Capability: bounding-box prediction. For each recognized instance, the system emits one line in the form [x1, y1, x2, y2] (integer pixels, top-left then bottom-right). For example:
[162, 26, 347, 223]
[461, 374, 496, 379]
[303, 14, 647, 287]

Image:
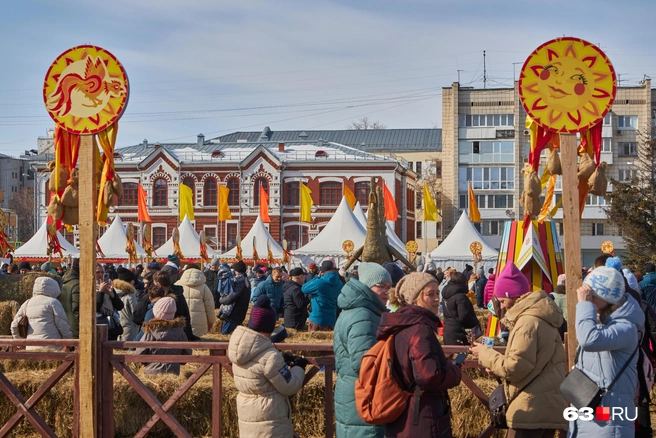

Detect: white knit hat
[584, 266, 625, 304]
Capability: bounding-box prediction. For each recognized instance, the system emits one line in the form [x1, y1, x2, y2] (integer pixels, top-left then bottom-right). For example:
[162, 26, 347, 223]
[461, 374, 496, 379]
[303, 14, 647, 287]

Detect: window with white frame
[618, 168, 636, 182]
[458, 167, 515, 190]
[458, 114, 515, 127]
[618, 142, 638, 156]
[592, 223, 605, 236]
[603, 112, 612, 125]
[459, 140, 514, 163]
[601, 138, 612, 153]
[586, 194, 606, 206]
[459, 194, 513, 209]
[482, 220, 506, 236]
[617, 115, 638, 129]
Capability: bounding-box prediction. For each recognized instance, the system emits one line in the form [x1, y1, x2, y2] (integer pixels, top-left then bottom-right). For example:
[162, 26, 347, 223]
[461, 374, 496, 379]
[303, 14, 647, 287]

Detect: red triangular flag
[383, 183, 398, 221]
[260, 184, 270, 223]
[138, 184, 152, 222]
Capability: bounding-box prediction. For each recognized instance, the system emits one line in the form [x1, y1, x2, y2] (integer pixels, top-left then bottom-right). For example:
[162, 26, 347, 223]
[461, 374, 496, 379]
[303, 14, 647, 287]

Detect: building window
[119, 183, 138, 206]
[287, 226, 308, 250]
[285, 182, 299, 206]
[416, 222, 422, 239]
[603, 112, 612, 125]
[482, 220, 505, 236]
[153, 226, 166, 248]
[415, 162, 422, 177]
[601, 138, 612, 153]
[459, 193, 513, 209]
[558, 222, 563, 235]
[204, 227, 217, 250]
[459, 140, 514, 163]
[152, 179, 168, 206]
[354, 182, 370, 206]
[459, 166, 515, 190]
[320, 181, 341, 206]
[226, 223, 238, 249]
[586, 195, 607, 206]
[458, 113, 514, 127]
[592, 223, 604, 236]
[204, 178, 217, 206]
[182, 177, 195, 194]
[617, 115, 638, 129]
[618, 169, 635, 182]
[618, 142, 638, 156]
[227, 177, 239, 206]
[253, 178, 269, 206]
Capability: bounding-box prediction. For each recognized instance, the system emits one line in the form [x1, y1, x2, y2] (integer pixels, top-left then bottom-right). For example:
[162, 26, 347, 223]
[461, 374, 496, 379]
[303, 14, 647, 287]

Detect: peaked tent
[353, 202, 407, 257]
[429, 211, 498, 272]
[155, 215, 217, 260]
[295, 197, 367, 258]
[14, 221, 79, 260]
[219, 215, 283, 261]
[98, 216, 146, 260]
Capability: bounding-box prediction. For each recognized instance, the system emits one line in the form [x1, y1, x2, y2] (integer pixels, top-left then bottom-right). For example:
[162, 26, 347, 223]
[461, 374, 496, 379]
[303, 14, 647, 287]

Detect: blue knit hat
[584, 266, 625, 304]
[358, 262, 392, 289]
[147, 261, 160, 270]
[382, 262, 405, 287]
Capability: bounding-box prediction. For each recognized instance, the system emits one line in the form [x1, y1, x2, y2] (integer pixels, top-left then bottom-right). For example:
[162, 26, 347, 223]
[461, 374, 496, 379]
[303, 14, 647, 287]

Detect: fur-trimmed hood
[142, 317, 186, 333]
[112, 279, 136, 295]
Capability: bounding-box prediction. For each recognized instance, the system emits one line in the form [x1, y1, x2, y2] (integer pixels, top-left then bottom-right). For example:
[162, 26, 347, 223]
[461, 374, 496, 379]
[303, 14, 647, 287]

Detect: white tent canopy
[353, 202, 407, 257]
[295, 197, 366, 258]
[98, 216, 146, 259]
[14, 221, 79, 258]
[428, 211, 498, 272]
[155, 215, 217, 259]
[220, 215, 283, 260]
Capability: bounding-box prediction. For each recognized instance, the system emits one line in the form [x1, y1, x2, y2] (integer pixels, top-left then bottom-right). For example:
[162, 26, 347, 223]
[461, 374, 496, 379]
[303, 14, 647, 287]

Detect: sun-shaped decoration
[43, 45, 129, 135]
[519, 37, 616, 133]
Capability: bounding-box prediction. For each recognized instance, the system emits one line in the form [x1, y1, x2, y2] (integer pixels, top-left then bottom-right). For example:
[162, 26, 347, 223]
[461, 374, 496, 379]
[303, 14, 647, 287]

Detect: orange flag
[468, 181, 481, 222]
[343, 185, 356, 210]
[259, 185, 270, 223]
[383, 183, 398, 221]
[138, 184, 152, 222]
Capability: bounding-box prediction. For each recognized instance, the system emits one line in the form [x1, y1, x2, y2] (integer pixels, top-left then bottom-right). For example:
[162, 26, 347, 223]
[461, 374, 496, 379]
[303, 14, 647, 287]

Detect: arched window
[320, 181, 341, 205]
[182, 177, 195, 193]
[119, 183, 138, 206]
[354, 182, 370, 206]
[227, 177, 240, 206]
[153, 179, 168, 206]
[253, 178, 269, 206]
[204, 178, 217, 206]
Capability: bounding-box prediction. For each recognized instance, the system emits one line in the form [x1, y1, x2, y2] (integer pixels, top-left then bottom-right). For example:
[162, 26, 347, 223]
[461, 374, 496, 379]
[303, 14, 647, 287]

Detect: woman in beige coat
[175, 267, 215, 337]
[228, 295, 306, 438]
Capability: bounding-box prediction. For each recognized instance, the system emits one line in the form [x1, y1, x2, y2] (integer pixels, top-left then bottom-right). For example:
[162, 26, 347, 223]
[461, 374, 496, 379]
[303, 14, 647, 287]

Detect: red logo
[596, 407, 611, 421]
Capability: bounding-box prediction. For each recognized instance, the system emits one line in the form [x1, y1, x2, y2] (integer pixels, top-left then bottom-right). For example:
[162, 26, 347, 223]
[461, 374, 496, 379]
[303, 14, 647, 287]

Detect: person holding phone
[95, 264, 124, 340]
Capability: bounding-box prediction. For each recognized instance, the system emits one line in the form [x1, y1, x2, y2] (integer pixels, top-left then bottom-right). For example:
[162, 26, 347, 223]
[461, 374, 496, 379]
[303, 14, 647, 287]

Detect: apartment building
[441, 80, 654, 266]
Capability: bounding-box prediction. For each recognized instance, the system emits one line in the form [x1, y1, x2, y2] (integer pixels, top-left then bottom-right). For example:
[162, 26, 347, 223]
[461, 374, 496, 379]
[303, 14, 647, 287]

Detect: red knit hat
[494, 263, 530, 299]
[248, 295, 277, 333]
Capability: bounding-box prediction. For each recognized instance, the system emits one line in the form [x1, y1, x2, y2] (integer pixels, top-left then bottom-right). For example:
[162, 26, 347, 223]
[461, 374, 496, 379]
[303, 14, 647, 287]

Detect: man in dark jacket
[153, 269, 197, 341]
[60, 258, 80, 338]
[640, 262, 656, 309]
[219, 261, 251, 335]
[161, 254, 181, 284]
[474, 268, 488, 309]
[283, 267, 309, 330]
[204, 258, 221, 308]
[441, 272, 480, 345]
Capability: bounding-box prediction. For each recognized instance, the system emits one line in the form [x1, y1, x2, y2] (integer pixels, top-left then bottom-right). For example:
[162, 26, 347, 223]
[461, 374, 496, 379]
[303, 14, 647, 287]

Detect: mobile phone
[454, 353, 467, 365]
[103, 273, 110, 282]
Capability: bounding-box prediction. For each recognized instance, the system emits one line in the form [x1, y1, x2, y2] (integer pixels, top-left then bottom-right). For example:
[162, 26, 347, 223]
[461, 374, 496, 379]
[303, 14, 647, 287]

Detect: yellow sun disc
[518, 37, 616, 133]
[43, 45, 129, 135]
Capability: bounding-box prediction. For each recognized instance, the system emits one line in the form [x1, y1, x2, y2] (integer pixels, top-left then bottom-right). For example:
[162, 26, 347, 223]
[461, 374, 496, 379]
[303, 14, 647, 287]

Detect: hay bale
[0, 300, 19, 335]
[449, 375, 501, 437]
[0, 272, 61, 305]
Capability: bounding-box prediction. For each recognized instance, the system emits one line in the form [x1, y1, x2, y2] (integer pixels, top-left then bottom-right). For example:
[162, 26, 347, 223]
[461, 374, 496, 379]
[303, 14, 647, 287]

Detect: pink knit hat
[153, 297, 177, 320]
[494, 263, 530, 298]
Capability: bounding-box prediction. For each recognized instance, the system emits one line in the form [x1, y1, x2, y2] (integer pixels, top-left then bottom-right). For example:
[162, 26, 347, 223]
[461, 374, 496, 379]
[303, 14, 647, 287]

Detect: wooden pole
[560, 133, 582, 367]
[78, 134, 97, 437]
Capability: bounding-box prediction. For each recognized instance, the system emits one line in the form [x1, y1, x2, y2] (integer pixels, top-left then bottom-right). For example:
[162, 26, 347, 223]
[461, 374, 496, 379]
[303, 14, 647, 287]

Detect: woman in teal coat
[334, 262, 392, 438]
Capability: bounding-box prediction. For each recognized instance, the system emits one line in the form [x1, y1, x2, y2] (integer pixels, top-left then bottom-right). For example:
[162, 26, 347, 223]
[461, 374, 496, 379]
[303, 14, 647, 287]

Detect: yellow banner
[179, 183, 195, 221]
[300, 183, 313, 223]
[218, 185, 232, 221]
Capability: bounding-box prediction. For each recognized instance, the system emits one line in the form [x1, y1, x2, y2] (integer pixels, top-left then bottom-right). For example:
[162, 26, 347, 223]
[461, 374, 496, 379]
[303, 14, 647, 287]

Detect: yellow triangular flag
[218, 185, 232, 221]
[423, 183, 439, 222]
[343, 185, 356, 210]
[300, 183, 313, 223]
[179, 184, 195, 221]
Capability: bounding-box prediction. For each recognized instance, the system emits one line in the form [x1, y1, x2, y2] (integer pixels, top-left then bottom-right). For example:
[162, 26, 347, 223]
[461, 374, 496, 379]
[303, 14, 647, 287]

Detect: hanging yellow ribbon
[96, 122, 118, 225]
[538, 174, 558, 223]
[526, 116, 538, 155]
[549, 198, 563, 217]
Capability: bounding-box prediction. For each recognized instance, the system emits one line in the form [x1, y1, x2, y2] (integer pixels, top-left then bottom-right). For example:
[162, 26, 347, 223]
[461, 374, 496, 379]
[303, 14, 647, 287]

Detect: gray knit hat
[358, 262, 392, 289]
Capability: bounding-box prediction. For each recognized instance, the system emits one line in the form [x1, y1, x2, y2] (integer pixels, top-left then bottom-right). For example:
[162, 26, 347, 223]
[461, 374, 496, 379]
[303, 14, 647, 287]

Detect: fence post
[324, 365, 334, 438]
[73, 343, 80, 438]
[211, 350, 222, 438]
[95, 325, 108, 437]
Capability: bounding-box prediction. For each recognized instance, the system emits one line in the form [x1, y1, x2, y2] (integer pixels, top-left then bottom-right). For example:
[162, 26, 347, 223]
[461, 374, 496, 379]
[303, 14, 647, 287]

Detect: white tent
[353, 202, 407, 257]
[295, 197, 367, 258]
[14, 221, 79, 258]
[98, 216, 146, 260]
[429, 211, 498, 272]
[219, 215, 283, 260]
[155, 215, 217, 259]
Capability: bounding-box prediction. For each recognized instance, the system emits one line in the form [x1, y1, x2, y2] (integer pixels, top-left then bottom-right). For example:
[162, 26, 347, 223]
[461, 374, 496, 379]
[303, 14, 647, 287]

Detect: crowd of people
[5, 252, 656, 437]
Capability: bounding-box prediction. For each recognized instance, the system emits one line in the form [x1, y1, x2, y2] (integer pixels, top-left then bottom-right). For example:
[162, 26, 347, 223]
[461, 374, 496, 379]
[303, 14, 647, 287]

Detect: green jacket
[333, 279, 387, 438]
[59, 269, 80, 338]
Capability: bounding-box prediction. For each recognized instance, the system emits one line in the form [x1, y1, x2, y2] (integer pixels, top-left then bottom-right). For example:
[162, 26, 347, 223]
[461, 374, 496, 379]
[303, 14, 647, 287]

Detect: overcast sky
[1, 0, 655, 155]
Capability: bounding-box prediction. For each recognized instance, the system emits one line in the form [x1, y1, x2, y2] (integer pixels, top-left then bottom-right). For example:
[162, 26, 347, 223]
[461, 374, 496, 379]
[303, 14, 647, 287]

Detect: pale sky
[1, 0, 655, 155]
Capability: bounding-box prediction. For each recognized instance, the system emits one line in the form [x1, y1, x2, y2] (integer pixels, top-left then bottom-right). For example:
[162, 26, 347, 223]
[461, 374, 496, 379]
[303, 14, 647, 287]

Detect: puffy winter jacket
[640, 272, 656, 309]
[568, 294, 644, 438]
[477, 290, 568, 431]
[135, 317, 191, 375]
[113, 279, 139, 342]
[333, 278, 387, 438]
[59, 269, 80, 338]
[219, 274, 250, 325]
[302, 271, 343, 327]
[483, 273, 495, 307]
[283, 279, 309, 329]
[377, 306, 462, 438]
[176, 269, 216, 337]
[203, 268, 220, 307]
[251, 276, 284, 312]
[11, 278, 73, 343]
[441, 282, 480, 345]
[228, 325, 305, 438]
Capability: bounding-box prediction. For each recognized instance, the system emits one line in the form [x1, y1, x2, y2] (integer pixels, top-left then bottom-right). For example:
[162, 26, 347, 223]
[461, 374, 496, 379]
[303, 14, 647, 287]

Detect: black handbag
[489, 362, 548, 429]
[560, 344, 638, 409]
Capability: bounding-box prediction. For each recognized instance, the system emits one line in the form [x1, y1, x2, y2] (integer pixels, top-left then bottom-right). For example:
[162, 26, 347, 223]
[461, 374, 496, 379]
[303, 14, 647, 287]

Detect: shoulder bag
[489, 361, 550, 429]
[17, 299, 30, 338]
[559, 344, 638, 409]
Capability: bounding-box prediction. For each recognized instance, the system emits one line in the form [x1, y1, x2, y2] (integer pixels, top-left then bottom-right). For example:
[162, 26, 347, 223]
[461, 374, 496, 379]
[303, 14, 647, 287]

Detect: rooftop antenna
[617, 73, 627, 86]
[512, 62, 522, 82]
[457, 69, 464, 83]
[483, 50, 487, 89]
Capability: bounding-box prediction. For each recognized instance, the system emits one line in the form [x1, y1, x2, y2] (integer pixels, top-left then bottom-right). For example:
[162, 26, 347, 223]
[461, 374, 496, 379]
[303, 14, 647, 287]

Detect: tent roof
[353, 202, 406, 256]
[98, 216, 146, 259]
[14, 221, 79, 257]
[429, 211, 498, 267]
[220, 215, 283, 259]
[295, 197, 366, 257]
[155, 216, 217, 259]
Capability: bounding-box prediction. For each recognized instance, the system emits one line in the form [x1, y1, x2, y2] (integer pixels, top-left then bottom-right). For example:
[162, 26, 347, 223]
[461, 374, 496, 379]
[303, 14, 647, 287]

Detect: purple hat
[494, 263, 530, 299]
[248, 295, 277, 334]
